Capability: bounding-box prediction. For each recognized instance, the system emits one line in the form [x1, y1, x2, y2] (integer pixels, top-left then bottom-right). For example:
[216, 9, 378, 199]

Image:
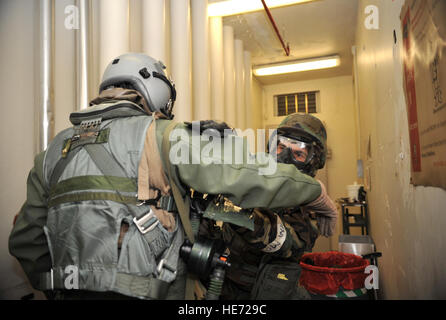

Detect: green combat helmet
[270, 113, 327, 177]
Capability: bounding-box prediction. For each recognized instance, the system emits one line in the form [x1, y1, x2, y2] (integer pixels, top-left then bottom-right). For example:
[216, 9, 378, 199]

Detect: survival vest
[39, 101, 184, 299]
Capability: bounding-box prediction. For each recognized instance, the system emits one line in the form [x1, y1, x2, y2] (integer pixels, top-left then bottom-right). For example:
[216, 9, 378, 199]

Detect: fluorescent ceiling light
[208, 0, 315, 17]
[253, 55, 340, 76]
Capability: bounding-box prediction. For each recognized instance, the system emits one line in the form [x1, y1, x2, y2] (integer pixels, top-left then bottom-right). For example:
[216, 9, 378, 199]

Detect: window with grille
[275, 91, 319, 116]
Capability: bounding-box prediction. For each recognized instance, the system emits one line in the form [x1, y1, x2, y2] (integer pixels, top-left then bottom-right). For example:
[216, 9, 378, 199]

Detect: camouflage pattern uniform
[220, 207, 319, 300]
[220, 113, 329, 300]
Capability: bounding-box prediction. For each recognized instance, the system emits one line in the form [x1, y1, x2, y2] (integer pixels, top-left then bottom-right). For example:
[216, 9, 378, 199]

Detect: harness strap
[49, 147, 82, 189]
[160, 121, 198, 300]
[114, 273, 170, 299]
[83, 143, 147, 222]
[161, 121, 195, 243]
[159, 195, 177, 212]
[156, 219, 184, 283]
[39, 271, 171, 300]
[81, 140, 158, 225]
[84, 143, 130, 180]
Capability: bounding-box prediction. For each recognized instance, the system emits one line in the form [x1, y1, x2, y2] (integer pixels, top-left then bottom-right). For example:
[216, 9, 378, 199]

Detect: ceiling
[220, 0, 359, 85]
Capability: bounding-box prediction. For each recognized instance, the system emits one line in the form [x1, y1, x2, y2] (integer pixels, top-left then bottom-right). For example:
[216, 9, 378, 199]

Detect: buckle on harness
[133, 209, 159, 234]
[157, 258, 177, 276]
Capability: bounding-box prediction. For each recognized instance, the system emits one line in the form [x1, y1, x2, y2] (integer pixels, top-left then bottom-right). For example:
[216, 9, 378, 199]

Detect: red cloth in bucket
[299, 251, 370, 295]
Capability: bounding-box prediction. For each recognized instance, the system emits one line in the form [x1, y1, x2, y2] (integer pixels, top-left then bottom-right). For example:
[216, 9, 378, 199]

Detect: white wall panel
[223, 25, 236, 127]
[191, 0, 210, 120]
[170, 0, 192, 122]
[234, 39, 245, 129]
[99, 0, 129, 76]
[209, 16, 225, 122]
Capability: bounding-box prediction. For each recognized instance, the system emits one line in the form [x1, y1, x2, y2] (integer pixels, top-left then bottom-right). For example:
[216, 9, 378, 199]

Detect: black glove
[185, 120, 234, 137]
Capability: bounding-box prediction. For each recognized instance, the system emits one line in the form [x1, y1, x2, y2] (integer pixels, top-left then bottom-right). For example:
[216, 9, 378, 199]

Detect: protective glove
[226, 208, 292, 256]
[185, 120, 234, 137]
[303, 180, 338, 237]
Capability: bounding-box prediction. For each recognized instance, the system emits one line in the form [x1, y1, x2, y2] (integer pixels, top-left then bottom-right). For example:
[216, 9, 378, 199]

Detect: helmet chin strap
[152, 71, 176, 119]
[163, 99, 175, 120]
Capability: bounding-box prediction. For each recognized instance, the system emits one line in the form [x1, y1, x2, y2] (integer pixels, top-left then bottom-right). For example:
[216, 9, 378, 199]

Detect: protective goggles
[275, 136, 314, 164]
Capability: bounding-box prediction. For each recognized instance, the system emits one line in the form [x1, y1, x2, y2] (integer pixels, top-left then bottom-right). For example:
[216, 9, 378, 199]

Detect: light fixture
[253, 55, 341, 76]
[208, 0, 315, 17]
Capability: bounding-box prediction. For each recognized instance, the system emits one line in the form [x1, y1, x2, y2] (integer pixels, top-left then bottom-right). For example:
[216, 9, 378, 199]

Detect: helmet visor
[276, 136, 313, 164]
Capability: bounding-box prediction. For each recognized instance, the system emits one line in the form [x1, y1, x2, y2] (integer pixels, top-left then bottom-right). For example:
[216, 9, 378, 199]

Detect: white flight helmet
[99, 53, 176, 118]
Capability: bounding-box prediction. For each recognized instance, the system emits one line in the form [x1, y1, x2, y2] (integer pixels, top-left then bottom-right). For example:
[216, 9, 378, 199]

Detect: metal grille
[276, 91, 319, 116]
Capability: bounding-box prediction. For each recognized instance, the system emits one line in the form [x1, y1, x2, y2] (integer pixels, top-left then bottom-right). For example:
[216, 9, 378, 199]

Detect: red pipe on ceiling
[260, 0, 291, 56]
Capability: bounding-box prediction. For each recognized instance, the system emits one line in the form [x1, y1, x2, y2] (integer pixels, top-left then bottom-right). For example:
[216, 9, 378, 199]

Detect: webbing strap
[161, 121, 195, 243]
[114, 273, 170, 299]
[48, 133, 123, 190]
[159, 195, 177, 212]
[39, 271, 171, 300]
[160, 122, 196, 300]
[49, 147, 82, 189]
[82, 143, 147, 221]
[48, 191, 138, 208]
[155, 218, 184, 283]
[50, 175, 137, 198]
[84, 144, 130, 180]
[49, 129, 109, 189]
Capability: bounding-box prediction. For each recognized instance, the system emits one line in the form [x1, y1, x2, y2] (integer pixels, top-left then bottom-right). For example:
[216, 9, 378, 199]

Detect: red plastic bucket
[299, 251, 370, 296]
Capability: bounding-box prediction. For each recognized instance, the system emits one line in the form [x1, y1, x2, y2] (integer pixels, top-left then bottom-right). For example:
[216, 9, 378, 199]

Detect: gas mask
[273, 135, 319, 177]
